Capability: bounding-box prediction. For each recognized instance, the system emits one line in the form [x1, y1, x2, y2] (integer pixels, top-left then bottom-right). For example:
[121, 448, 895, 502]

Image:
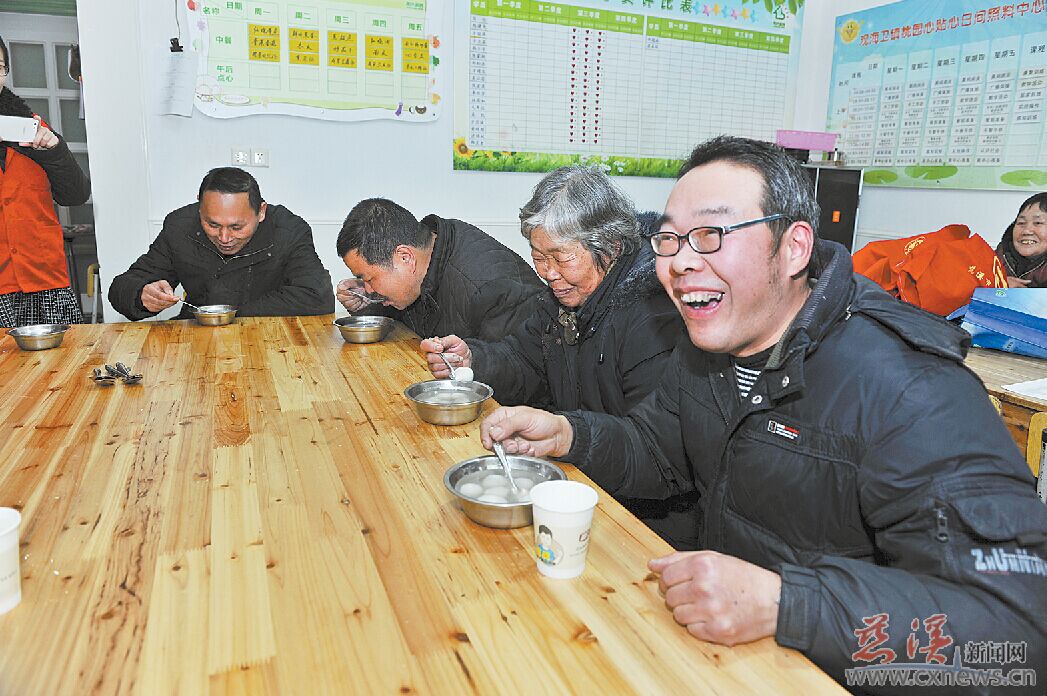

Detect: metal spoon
[438, 352, 459, 382]
[90, 368, 115, 386]
[344, 289, 384, 306]
[115, 362, 143, 385]
[492, 441, 522, 498]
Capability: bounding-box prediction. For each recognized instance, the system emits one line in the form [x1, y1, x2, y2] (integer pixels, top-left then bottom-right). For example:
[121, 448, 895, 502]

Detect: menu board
[453, 0, 805, 177]
[827, 0, 1047, 189]
[187, 0, 444, 121]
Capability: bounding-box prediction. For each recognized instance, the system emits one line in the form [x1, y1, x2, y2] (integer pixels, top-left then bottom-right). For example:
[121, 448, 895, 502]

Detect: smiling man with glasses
[481, 136, 1047, 692]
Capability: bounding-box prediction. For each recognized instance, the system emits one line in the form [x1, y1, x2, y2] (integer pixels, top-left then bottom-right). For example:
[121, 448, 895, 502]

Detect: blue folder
[956, 288, 1047, 359]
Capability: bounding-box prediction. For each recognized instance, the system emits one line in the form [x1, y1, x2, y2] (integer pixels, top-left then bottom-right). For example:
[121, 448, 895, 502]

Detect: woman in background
[0, 35, 90, 327]
[995, 192, 1046, 288]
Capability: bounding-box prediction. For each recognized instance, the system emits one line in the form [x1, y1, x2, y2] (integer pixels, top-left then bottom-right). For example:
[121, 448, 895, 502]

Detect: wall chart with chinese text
[828, 0, 1047, 190]
[186, 0, 444, 121]
[453, 0, 805, 177]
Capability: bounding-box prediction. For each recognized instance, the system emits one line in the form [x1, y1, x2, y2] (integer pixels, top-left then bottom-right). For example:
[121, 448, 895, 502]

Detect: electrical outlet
[231, 148, 250, 166]
[251, 149, 270, 167]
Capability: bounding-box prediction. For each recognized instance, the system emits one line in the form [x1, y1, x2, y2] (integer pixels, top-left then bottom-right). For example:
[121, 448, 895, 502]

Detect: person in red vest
[0, 35, 90, 328]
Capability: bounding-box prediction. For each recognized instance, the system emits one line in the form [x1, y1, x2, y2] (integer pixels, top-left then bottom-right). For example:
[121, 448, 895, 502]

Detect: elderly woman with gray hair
[420, 166, 698, 550]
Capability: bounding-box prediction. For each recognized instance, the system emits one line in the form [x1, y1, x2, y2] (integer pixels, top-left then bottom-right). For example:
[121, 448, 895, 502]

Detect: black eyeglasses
[650, 213, 788, 256]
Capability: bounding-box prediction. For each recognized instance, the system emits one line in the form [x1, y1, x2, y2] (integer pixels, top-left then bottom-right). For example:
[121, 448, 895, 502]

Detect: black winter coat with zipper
[560, 239, 1047, 694]
[374, 214, 546, 342]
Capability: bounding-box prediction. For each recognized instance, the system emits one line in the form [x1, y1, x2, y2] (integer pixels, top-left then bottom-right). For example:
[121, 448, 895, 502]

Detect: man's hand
[336, 278, 370, 312]
[20, 118, 59, 150]
[480, 406, 574, 459]
[648, 550, 781, 646]
[420, 335, 472, 378]
[1007, 275, 1031, 288]
[140, 280, 180, 313]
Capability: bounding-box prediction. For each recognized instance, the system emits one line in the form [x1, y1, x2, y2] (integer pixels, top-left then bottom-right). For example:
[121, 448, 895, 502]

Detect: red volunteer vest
[0, 145, 70, 293]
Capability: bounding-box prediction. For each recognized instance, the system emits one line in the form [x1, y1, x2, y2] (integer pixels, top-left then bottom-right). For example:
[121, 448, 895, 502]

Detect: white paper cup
[531, 480, 598, 579]
[0, 507, 22, 615]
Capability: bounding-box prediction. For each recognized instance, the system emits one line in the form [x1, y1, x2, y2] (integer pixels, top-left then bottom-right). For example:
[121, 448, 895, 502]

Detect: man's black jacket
[562, 240, 1047, 694]
[372, 215, 545, 341]
[109, 203, 334, 320]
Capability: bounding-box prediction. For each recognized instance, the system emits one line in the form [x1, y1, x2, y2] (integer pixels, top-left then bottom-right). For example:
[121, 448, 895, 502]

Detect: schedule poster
[186, 0, 445, 121]
[828, 1, 1047, 190]
[453, 0, 805, 177]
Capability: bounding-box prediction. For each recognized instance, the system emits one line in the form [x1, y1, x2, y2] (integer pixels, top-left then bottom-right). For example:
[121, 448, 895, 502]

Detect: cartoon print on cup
[536, 524, 564, 566]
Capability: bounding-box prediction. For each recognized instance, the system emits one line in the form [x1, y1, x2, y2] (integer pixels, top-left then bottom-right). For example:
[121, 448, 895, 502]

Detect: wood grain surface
[0, 317, 844, 695]
[966, 347, 1047, 411]
[965, 347, 1047, 456]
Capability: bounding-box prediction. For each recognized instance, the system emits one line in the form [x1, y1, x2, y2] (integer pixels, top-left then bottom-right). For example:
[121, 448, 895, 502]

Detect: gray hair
[519, 166, 640, 272]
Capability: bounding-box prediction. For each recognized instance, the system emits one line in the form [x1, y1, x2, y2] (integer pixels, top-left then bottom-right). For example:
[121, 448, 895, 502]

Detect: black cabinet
[802, 165, 863, 252]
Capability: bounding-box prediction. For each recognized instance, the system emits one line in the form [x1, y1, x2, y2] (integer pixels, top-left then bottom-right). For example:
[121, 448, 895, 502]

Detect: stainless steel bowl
[7, 324, 70, 351]
[404, 379, 493, 426]
[444, 455, 567, 528]
[193, 305, 237, 326]
[334, 315, 395, 344]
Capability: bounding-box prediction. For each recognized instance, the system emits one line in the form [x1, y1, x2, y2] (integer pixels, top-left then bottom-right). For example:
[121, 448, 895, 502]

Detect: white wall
[76, 0, 1037, 322]
[76, 3, 152, 320]
[78, 1, 678, 321]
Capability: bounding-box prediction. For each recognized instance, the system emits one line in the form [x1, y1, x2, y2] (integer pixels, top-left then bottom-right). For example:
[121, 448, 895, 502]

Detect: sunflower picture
[453, 137, 474, 159]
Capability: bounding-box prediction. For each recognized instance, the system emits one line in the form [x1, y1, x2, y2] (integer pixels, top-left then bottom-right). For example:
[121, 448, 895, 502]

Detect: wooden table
[966, 347, 1047, 473]
[0, 317, 843, 695]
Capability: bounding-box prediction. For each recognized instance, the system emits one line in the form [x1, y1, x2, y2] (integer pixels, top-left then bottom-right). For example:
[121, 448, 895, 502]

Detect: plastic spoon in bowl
[492, 441, 522, 498]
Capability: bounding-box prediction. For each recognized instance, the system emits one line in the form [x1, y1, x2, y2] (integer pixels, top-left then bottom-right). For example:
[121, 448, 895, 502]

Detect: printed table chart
[828, 0, 1047, 189]
[455, 0, 802, 177]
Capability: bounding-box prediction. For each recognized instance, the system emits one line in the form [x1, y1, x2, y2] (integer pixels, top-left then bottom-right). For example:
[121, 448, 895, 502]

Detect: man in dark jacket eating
[109, 167, 334, 320]
[481, 136, 1047, 694]
[336, 198, 544, 341]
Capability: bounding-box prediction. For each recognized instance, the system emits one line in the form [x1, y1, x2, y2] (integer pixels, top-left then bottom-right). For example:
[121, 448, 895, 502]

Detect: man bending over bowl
[109, 167, 334, 320]
[335, 198, 544, 341]
[480, 136, 1047, 693]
